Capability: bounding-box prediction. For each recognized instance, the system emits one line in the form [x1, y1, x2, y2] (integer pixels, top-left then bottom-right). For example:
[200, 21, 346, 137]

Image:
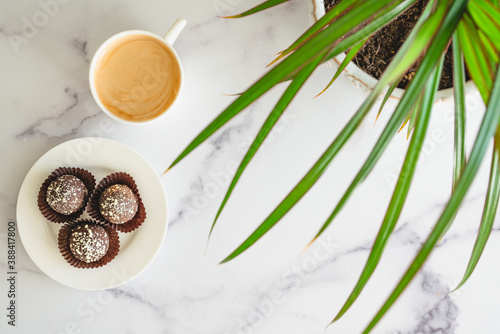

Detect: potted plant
[166, 0, 500, 332]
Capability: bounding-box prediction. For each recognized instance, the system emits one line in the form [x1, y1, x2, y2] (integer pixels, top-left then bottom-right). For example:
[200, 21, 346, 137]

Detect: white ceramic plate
[16, 137, 168, 290]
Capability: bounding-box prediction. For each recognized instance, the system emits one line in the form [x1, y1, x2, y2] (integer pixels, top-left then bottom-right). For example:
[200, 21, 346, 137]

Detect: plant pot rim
[309, 0, 477, 104]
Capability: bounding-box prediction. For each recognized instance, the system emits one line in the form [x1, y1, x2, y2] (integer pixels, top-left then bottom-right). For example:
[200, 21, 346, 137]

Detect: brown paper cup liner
[38, 167, 96, 223]
[87, 172, 146, 233]
[58, 220, 120, 269]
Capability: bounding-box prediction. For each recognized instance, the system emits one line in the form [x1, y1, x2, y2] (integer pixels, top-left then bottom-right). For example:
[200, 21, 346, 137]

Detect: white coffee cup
[89, 18, 186, 124]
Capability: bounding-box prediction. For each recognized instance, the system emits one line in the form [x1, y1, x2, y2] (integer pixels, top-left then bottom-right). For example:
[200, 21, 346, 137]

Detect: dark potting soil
[324, 0, 466, 90]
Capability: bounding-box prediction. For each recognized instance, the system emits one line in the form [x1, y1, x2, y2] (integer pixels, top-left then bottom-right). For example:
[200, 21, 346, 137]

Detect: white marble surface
[1, 0, 500, 333]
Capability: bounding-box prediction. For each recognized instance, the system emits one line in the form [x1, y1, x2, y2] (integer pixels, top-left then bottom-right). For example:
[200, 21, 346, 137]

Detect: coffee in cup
[90, 19, 186, 124]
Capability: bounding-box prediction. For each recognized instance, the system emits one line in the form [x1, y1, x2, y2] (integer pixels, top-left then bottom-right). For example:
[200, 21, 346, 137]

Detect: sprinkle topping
[46, 175, 87, 215]
[99, 184, 138, 224]
[69, 224, 109, 263]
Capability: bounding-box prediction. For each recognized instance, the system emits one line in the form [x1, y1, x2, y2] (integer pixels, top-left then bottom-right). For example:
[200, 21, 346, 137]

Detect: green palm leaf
[221, 0, 290, 19]
[279, 0, 420, 67]
[363, 55, 500, 334]
[321, 0, 434, 64]
[273, 0, 361, 64]
[475, 0, 500, 25]
[168, 0, 500, 329]
[219, 83, 384, 263]
[453, 143, 500, 291]
[316, 38, 368, 98]
[457, 15, 494, 103]
[406, 92, 424, 138]
[308, 0, 442, 245]
[468, 0, 500, 50]
[207, 52, 326, 243]
[463, 13, 496, 78]
[281, 0, 418, 82]
[477, 30, 500, 64]
[331, 54, 444, 324]
[376, 81, 400, 123]
[166, 0, 406, 173]
[399, 102, 415, 134]
[453, 33, 467, 190]
[441, 32, 468, 239]
[296, 0, 420, 84]
[221, 0, 455, 264]
[475, 0, 500, 17]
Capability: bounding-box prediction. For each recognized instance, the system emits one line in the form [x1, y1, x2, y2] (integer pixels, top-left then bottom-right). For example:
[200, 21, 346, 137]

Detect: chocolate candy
[46, 175, 87, 215]
[99, 184, 138, 224]
[69, 224, 110, 263]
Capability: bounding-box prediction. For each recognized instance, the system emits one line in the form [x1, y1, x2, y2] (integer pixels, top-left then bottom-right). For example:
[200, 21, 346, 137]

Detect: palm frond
[331, 54, 444, 324]
[441, 32, 468, 239]
[309, 0, 447, 247]
[406, 92, 424, 138]
[468, 0, 500, 50]
[221, 0, 456, 263]
[220, 0, 290, 19]
[376, 81, 399, 122]
[457, 14, 494, 103]
[453, 143, 500, 291]
[452, 33, 467, 190]
[207, 52, 326, 244]
[316, 38, 368, 98]
[364, 58, 500, 334]
[166, 0, 404, 172]
[167, 0, 500, 331]
[272, 0, 363, 64]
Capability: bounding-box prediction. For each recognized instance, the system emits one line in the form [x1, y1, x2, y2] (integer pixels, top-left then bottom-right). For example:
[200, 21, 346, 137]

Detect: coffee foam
[94, 34, 181, 122]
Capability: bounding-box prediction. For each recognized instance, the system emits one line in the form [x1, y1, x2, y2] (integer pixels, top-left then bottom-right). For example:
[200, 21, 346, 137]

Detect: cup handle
[164, 18, 187, 46]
